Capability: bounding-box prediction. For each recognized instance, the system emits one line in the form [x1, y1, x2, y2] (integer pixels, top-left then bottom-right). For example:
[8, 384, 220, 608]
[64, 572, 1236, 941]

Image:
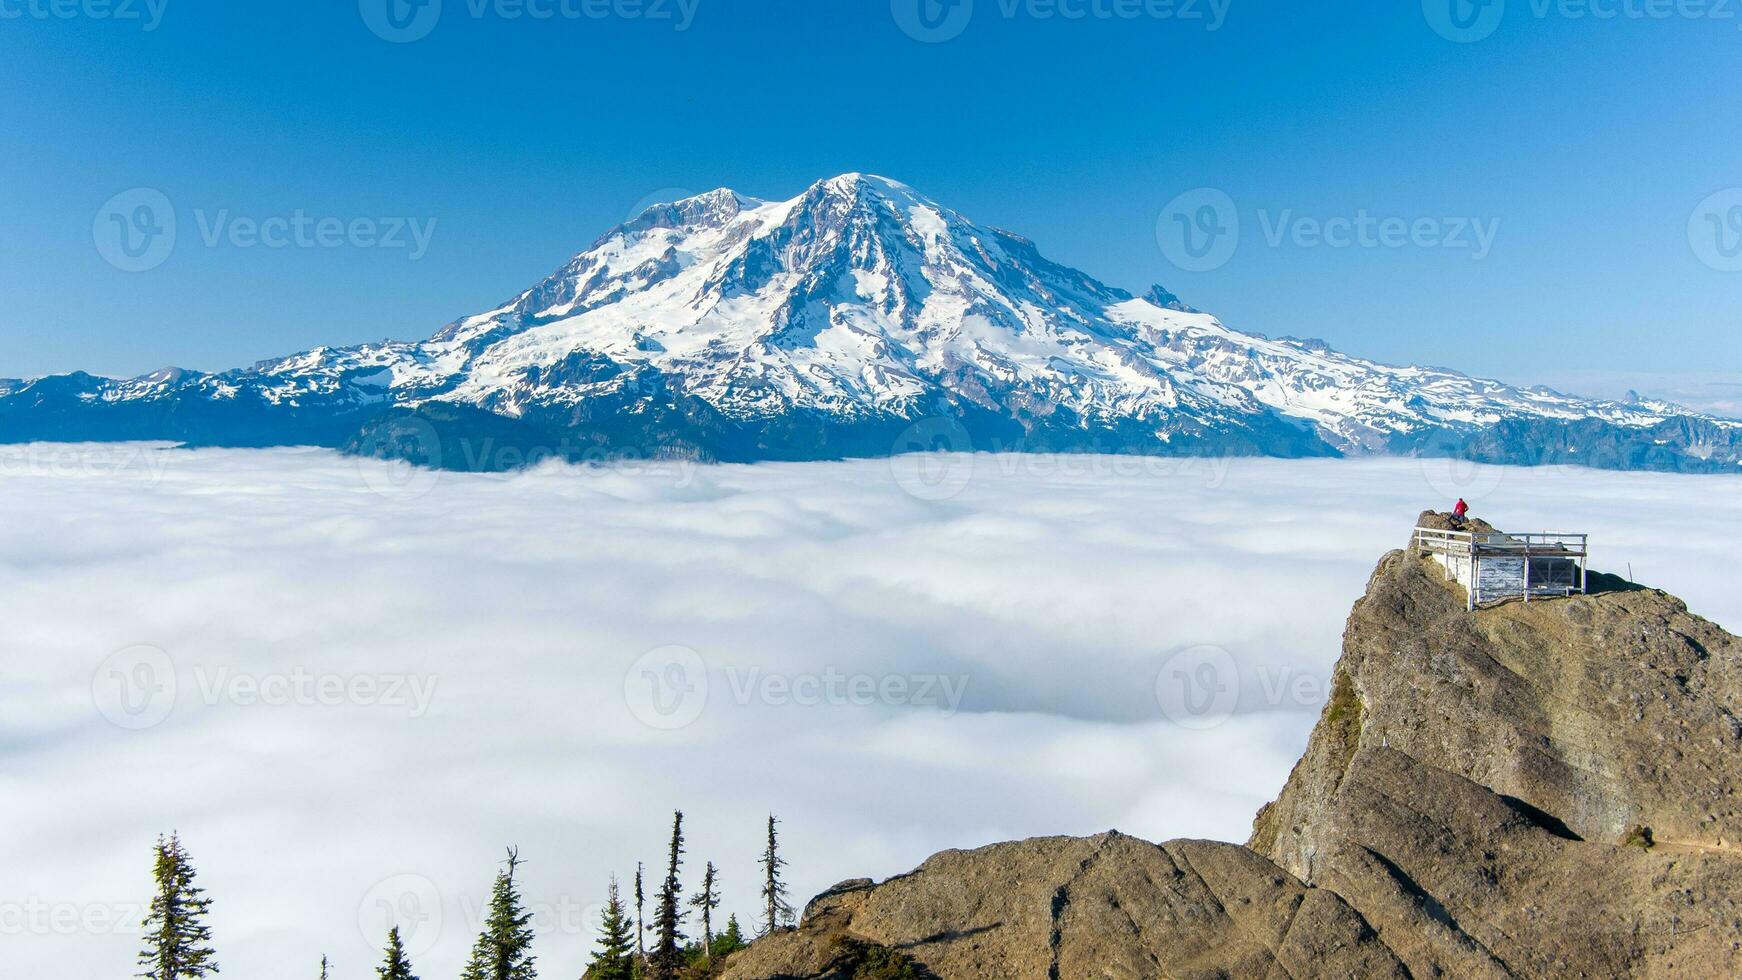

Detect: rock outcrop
[722, 517, 1742, 979]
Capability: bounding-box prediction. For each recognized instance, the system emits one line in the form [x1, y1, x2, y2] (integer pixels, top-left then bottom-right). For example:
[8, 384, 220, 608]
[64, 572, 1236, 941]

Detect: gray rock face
[723, 521, 1742, 979]
[724, 833, 1408, 980]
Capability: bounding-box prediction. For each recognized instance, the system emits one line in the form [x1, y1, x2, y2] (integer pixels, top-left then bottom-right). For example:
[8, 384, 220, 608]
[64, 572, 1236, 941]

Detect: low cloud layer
[3, 444, 1738, 978]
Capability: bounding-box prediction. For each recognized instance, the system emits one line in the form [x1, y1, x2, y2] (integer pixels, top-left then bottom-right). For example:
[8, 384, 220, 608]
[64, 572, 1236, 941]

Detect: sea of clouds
[2, 443, 1739, 978]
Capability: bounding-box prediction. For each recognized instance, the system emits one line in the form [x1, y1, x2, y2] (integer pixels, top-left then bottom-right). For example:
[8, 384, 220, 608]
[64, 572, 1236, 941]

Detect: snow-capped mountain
[4, 173, 1738, 470]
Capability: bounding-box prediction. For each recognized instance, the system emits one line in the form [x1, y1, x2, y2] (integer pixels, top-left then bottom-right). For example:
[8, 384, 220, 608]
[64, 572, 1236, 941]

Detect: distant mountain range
[5, 173, 1738, 471]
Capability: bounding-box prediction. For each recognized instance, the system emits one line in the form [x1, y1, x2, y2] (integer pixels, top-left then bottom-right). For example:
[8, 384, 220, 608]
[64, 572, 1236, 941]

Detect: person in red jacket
[1452, 498, 1469, 522]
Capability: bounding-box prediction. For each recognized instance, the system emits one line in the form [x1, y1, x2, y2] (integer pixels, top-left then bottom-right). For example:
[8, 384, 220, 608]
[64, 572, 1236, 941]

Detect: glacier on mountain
[3, 173, 1736, 471]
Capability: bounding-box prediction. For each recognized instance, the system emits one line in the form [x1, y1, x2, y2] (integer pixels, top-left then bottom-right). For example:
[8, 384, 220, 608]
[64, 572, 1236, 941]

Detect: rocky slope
[722, 518, 1742, 979]
[4, 175, 1739, 471]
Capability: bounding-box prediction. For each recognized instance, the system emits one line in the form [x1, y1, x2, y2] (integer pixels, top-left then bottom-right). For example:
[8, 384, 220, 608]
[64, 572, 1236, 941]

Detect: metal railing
[1471, 532, 1588, 556]
[1414, 526, 1476, 555]
[1414, 526, 1590, 610]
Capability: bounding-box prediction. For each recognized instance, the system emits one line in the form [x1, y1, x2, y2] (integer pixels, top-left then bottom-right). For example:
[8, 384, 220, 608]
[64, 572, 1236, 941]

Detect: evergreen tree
[647, 811, 687, 980]
[633, 862, 646, 962]
[137, 832, 219, 980]
[759, 815, 793, 936]
[459, 847, 537, 980]
[586, 877, 636, 980]
[319, 955, 330, 980]
[378, 925, 419, 980]
[710, 915, 748, 959]
[687, 861, 720, 953]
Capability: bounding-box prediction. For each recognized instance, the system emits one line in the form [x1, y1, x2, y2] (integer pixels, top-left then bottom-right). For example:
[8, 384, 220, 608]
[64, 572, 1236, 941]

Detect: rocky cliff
[722, 517, 1742, 979]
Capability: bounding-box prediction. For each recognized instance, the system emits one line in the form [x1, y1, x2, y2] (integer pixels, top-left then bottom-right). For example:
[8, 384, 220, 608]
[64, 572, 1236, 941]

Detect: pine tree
[378, 925, 419, 980]
[587, 877, 636, 980]
[759, 815, 793, 936]
[633, 862, 646, 962]
[459, 847, 537, 980]
[647, 811, 687, 980]
[687, 861, 719, 953]
[137, 833, 219, 980]
[319, 955, 330, 980]
[710, 915, 747, 959]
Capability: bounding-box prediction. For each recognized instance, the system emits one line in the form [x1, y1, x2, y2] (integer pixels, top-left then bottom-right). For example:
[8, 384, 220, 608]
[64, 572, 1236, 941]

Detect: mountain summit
[5, 174, 1738, 470]
[722, 521, 1742, 978]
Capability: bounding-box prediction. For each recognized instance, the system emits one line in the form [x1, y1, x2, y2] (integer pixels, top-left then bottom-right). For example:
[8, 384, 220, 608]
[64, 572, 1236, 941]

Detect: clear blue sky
[3, 0, 1740, 408]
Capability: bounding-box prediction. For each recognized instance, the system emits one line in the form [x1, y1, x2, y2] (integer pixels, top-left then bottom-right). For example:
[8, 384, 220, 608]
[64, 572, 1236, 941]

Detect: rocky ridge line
[720, 515, 1742, 979]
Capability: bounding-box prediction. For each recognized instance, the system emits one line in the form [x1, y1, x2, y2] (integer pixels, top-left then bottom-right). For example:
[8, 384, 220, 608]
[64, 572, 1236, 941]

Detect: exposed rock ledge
[722, 515, 1742, 979]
